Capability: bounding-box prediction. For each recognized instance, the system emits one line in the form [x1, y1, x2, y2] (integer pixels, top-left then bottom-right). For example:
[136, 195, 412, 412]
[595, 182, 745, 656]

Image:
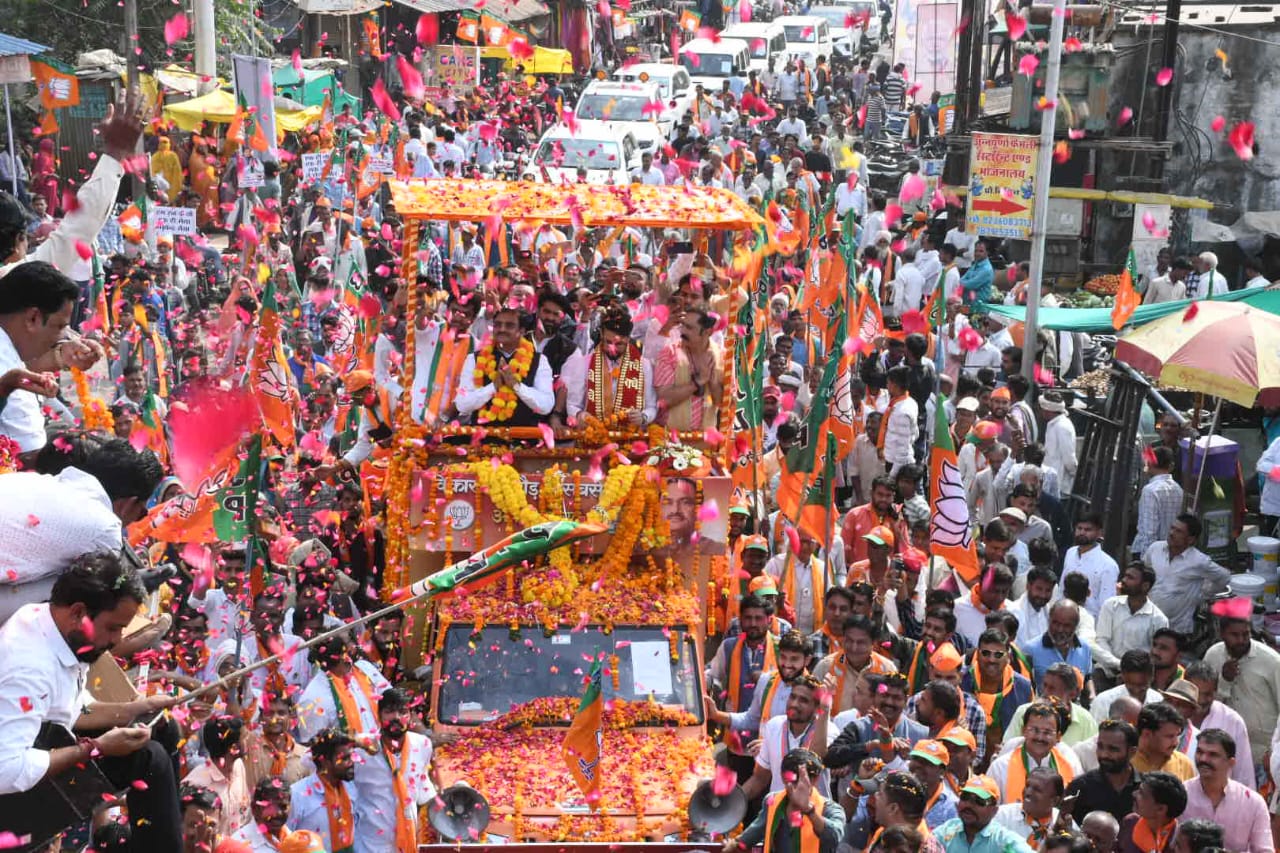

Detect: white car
[825, 1, 882, 53]
[576, 79, 673, 138]
[774, 15, 836, 68]
[677, 37, 752, 92]
[609, 63, 696, 128]
[530, 123, 640, 186]
[801, 6, 859, 58]
[720, 22, 788, 74]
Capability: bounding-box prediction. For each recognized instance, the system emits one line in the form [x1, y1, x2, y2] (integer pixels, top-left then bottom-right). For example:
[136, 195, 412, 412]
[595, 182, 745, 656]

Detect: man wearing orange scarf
[723, 748, 846, 853]
[233, 777, 293, 850]
[297, 635, 392, 743]
[354, 688, 436, 853]
[841, 475, 904, 565]
[812, 615, 898, 715]
[289, 728, 360, 853]
[960, 628, 1034, 762]
[953, 564, 1014, 647]
[1115, 772, 1186, 853]
[987, 703, 1082, 804]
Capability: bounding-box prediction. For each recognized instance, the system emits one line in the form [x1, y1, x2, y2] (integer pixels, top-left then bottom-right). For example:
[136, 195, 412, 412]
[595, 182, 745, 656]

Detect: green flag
[212, 435, 262, 541]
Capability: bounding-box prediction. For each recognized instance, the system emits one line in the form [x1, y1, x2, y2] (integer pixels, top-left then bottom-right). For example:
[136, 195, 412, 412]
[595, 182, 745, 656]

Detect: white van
[530, 123, 640, 186]
[677, 36, 752, 92]
[577, 79, 673, 138]
[608, 63, 696, 128]
[720, 22, 788, 74]
[774, 15, 835, 68]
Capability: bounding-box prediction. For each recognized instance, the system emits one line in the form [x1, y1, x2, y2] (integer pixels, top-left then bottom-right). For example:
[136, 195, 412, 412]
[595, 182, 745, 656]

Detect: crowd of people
[0, 20, 1278, 853]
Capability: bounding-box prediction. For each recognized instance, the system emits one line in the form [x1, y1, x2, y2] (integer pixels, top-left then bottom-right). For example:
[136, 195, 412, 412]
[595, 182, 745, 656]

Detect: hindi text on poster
[966, 132, 1037, 240]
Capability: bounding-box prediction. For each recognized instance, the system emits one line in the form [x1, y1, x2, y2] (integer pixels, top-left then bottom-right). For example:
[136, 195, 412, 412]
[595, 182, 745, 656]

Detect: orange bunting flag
[1111, 248, 1139, 330]
[563, 658, 605, 809]
[928, 396, 980, 586]
[250, 275, 297, 449]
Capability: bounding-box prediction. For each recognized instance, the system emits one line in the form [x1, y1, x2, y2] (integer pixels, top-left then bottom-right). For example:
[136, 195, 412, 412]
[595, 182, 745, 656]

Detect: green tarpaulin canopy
[984, 287, 1280, 332]
[272, 66, 360, 115]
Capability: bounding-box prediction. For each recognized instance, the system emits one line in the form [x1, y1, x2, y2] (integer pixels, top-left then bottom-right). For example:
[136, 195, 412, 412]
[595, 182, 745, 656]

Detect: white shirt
[1092, 595, 1168, 674]
[1043, 414, 1078, 495]
[1090, 684, 1163, 724]
[0, 603, 88, 793]
[633, 165, 666, 186]
[765, 553, 830, 635]
[944, 228, 977, 268]
[214, 633, 312, 698]
[568, 347, 657, 425]
[0, 468, 121, 587]
[835, 181, 866, 219]
[0, 326, 46, 453]
[1061, 544, 1117, 619]
[1008, 594, 1050, 648]
[454, 349, 555, 420]
[962, 341, 1003, 372]
[1144, 542, 1232, 634]
[953, 595, 1010, 647]
[988, 746, 1083, 803]
[890, 263, 926, 318]
[1259, 435, 1280, 516]
[232, 818, 292, 853]
[184, 757, 252, 837]
[916, 249, 942, 292]
[755, 714, 837, 796]
[353, 732, 436, 853]
[297, 660, 392, 743]
[290, 773, 360, 850]
[994, 804, 1065, 839]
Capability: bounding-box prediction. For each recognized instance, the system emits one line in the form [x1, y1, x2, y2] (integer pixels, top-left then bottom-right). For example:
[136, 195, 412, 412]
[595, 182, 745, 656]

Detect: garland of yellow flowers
[71, 367, 113, 433]
[473, 338, 535, 423]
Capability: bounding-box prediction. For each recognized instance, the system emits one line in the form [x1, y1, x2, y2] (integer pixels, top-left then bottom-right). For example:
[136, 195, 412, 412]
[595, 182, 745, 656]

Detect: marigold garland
[473, 338, 535, 423]
[71, 367, 113, 433]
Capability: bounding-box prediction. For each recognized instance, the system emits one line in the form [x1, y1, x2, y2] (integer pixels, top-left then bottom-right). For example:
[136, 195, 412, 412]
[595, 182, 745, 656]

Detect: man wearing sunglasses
[961, 628, 1034, 770]
[934, 775, 1035, 853]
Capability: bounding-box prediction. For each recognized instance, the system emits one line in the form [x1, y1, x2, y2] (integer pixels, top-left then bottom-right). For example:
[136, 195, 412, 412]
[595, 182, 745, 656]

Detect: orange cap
[748, 575, 779, 595]
[742, 534, 770, 553]
[929, 642, 963, 674]
[909, 739, 950, 766]
[960, 774, 1001, 803]
[939, 727, 978, 751]
[864, 525, 895, 548]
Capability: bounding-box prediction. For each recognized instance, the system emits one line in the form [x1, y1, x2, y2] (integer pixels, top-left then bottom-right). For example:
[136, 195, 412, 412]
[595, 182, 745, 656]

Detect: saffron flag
[128, 435, 261, 545]
[131, 388, 169, 466]
[928, 395, 980, 586]
[563, 657, 605, 808]
[777, 354, 839, 541]
[250, 275, 297, 449]
[456, 13, 480, 42]
[30, 58, 79, 134]
[853, 285, 884, 354]
[1111, 248, 1140, 330]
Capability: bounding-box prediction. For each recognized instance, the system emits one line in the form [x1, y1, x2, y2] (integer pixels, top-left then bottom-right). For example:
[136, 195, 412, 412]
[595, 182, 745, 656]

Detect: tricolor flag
[563, 657, 605, 809]
[928, 396, 980, 586]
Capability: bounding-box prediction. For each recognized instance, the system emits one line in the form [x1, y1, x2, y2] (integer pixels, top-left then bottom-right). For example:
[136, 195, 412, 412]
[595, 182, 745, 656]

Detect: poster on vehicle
[301, 151, 331, 182]
[893, 0, 958, 98]
[421, 45, 478, 99]
[150, 206, 197, 236]
[966, 132, 1037, 240]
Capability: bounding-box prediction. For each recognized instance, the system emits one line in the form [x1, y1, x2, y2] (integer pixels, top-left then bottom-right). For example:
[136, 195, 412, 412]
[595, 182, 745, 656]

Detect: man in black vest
[456, 306, 555, 427]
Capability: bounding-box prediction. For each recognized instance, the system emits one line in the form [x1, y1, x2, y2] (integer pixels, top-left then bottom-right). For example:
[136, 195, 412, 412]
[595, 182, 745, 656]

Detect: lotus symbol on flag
[930, 457, 972, 549]
[831, 368, 855, 433]
[257, 360, 292, 402]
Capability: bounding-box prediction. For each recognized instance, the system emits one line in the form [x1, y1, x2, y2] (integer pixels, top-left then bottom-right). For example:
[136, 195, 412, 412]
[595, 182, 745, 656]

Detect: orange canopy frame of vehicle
[387, 178, 765, 230]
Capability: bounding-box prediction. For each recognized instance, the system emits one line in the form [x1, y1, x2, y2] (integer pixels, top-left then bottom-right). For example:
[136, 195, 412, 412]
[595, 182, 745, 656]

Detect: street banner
[966, 132, 1037, 239]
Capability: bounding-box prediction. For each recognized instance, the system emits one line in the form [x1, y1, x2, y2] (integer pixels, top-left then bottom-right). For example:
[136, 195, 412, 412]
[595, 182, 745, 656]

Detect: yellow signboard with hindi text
[966, 132, 1037, 240]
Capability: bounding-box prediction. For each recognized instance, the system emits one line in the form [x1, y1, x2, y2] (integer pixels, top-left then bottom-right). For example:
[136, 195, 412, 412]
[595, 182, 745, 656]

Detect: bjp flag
[563, 658, 605, 809]
[128, 436, 261, 545]
[456, 14, 480, 43]
[928, 397, 980, 586]
[1111, 248, 1139, 330]
[250, 276, 296, 450]
[776, 355, 839, 542]
[30, 58, 79, 134]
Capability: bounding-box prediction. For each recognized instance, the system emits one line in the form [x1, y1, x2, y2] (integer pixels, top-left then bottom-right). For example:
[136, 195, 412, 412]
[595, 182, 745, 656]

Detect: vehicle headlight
[664, 833, 684, 843]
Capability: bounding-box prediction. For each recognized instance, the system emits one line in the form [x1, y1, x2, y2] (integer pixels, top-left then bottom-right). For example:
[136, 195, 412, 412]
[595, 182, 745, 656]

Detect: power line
[1107, 0, 1280, 48]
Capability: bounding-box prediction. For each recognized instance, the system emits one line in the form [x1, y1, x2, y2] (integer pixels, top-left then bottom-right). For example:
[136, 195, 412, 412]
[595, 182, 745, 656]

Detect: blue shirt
[1023, 632, 1093, 691]
[934, 817, 1036, 853]
[960, 259, 994, 307]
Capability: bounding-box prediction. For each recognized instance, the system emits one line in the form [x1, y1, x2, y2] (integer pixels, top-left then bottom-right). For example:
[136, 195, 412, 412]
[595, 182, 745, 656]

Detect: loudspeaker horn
[688, 779, 747, 834]
[428, 783, 492, 842]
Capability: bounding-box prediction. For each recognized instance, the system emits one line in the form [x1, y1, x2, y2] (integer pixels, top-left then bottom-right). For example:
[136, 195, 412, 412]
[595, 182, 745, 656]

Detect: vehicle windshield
[783, 24, 818, 42]
[680, 52, 735, 77]
[616, 74, 673, 99]
[807, 8, 849, 27]
[534, 137, 623, 170]
[576, 93, 653, 122]
[740, 36, 769, 58]
[437, 625, 704, 725]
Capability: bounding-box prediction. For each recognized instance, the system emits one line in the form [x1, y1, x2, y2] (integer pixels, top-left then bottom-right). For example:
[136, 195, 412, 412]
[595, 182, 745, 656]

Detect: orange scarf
[866, 819, 930, 853]
[969, 584, 992, 613]
[727, 634, 778, 712]
[383, 738, 417, 853]
[258, 636, 288, 698]
[1005, 743, 1076, 803]
[832, 653, 894, 714]
[975, 665, 1015, 729]
[1025, 810, 1054, 849]
[877, 393, 910, 451]
[321, 777, 355, 853]
[758, 671, 786, 722]
[328, 666, 380, 735]
[763, 791, 826, 853]
[780, 553, 827, 630]
[423, 328, 472, 424]
[1131, 817, 1177, 853]
[268, 732, 297, 777]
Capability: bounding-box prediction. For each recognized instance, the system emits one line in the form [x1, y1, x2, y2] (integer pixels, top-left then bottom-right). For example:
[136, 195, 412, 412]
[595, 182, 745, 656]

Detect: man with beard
[934, 775, 1034, 853]
[826, 672, 927, 774]
[708, 630, 811, 753]
[0, 551, 182, 850]
[233, 777, 293, 852]
[1144, 515, 1230, 636]
[1115, 772, 1186, 853]
[902, 609, 967, 693]
[809, 586, 856, 663]
[362, 609, 406, 684]
[1091, 652, 1162, 725]
[1007, 566, 1058, 651]
[814, 615, 899, 715]
[290, 728, 361, 851]
[1180, 730, 1271, 853]
[1061, 514, 1118, 620]
[953, 564, 1014, 648]
[725, 749, 846, 853]
[1132, 703, 1194, 781]
[532, 291, 585, 431]
[242, 692, 313, 791]
[215, 586, 310, 706]
[987, 703, 1083, 803]
[850, 769, 948, 853]
[297, 634, 392, 742]
[571, 304, 655, 428]
[353, 688, 436, 853]
[411, 293, 479, 426]
[1205, 613, 1280, 776]
[906, 646, 990, 765]
[1094, 565, 1167, 693]
[986, 386, 1016, 447]
[1023, 601, 1092, 693]
[743, 674, 837, 800]
[842, 475, 905, 565]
